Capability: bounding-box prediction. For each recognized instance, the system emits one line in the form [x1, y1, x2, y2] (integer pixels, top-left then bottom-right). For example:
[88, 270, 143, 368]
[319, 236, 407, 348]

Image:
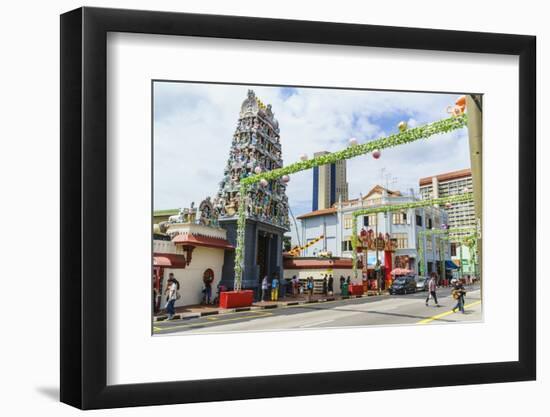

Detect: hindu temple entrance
[219, 218, 285, 296]
[257, 232, 269, 283]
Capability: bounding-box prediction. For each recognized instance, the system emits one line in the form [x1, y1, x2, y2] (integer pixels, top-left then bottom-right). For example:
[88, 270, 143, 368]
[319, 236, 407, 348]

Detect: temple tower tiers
[214, 90, 290, 295]
[213, 89, 290, 229]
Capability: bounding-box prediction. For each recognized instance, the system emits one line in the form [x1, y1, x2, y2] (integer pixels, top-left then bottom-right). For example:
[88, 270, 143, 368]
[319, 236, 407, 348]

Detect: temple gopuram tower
[214, 90, 290, 295]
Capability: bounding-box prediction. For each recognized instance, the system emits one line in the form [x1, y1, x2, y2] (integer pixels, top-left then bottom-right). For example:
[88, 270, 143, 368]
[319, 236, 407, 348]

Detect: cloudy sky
[153, 82, 471, 221]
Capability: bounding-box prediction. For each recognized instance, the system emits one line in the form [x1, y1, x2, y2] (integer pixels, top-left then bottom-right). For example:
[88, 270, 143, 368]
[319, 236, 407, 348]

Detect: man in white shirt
[425, 273, 440, 307]
[164, 274, 179, 319]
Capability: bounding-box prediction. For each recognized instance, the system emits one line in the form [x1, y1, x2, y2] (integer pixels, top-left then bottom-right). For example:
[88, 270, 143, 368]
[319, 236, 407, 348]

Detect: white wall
[1, 1, 546, 417]
[164, 247, 224, 306]
[301, 215, 338, 256]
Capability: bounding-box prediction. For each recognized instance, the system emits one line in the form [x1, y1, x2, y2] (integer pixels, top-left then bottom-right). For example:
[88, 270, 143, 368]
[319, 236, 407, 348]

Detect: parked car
[389, 276, 417, 295]
[415, 276, 429, 292]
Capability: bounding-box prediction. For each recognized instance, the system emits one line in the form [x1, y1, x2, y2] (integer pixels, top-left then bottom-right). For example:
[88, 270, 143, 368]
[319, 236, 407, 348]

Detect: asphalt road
[153, 285, 482, 335]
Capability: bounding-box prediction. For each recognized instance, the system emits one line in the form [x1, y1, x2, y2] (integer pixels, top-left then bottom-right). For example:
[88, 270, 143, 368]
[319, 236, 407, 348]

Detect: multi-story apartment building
[297, 185, 452, 276]
[312, 151, 349, 211]
[419, 168, 475, 229]
[419, 169, 476, 275]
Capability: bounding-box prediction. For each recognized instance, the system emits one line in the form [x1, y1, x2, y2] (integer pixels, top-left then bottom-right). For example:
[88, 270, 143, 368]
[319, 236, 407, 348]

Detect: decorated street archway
[416, 226, 478, 282]
[349, 193, 475, 281]
[229, 114, 469, 290]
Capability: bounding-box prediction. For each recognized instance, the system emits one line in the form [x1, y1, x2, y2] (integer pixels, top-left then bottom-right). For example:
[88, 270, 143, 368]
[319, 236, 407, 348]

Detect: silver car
[415, 276, 429, 291]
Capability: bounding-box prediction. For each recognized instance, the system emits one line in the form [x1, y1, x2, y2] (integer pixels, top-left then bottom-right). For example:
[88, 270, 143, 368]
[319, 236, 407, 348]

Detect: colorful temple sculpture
[152, 197, 233, 309]
[213, 90, 290, 294]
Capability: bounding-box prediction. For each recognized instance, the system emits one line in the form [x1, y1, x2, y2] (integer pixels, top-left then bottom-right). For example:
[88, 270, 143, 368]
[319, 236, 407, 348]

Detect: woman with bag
[164, 274, 180, 320]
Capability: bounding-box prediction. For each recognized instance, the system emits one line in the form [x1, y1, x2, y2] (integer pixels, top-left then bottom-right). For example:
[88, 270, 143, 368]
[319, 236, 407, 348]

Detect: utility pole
[466, 95, 482, 292]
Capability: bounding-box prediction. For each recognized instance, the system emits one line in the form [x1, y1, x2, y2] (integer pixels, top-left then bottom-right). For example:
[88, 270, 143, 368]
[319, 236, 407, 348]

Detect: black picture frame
[60, 6, 536, 410]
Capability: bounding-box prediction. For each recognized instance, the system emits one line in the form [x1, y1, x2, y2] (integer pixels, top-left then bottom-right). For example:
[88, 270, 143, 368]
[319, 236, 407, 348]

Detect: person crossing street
[452, 279, 467, 313]
[425, 272, 440, 307]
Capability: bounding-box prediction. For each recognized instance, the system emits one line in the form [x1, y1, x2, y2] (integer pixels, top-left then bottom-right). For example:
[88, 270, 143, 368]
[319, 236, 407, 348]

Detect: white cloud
[153, 83, 471, 222]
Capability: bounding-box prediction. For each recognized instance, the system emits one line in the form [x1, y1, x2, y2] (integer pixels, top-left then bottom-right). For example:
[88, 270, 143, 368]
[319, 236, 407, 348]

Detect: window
[363, 214, 377, 227]
[343, 215, 353, 229]
[450, 242, 457, 257]
[427, 217, 433, 229]
[341, 239, 353, 252]
[416, 214, 422, 227]
[393, 233, 408, 249]
[392, 211, 407, 225]
[426, 238, 433, 251]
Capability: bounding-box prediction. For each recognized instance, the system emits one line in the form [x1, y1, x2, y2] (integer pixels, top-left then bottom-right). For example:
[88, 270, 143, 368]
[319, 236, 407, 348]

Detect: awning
[445, 260, 459, 270]
[391, 268, 412, 276]
[172, 233, 234, 250]
[153, 253, 188, 268]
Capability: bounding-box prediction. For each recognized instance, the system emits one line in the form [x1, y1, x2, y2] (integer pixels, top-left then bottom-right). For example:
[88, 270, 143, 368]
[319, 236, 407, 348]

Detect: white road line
[299, 319, 334, 328]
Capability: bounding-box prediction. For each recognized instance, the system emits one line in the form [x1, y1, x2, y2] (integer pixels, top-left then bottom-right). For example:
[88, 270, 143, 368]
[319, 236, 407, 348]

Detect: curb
[154, 292, 387, 321]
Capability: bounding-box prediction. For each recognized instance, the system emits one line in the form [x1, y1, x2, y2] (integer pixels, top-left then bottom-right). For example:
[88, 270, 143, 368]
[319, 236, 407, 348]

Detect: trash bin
[342, 282, 349, 296]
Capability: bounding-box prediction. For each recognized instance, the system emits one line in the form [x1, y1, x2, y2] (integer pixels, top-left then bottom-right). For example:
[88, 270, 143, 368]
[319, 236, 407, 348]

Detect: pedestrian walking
[322, 275, 328, 295]
[271, 275, 279, 301]
[261, 275, 269, 301]
[307, 277, 314, 299]
[203, 280, 212, 304]
[164, 274, 180, 320]
[425, 272, 440, 307]
[152, 273, 158, 314]
[452, 280, 467, 313]
[339, 276, 345, 292]
[346, 276, 351, 285]
[328, 275, 334, 295]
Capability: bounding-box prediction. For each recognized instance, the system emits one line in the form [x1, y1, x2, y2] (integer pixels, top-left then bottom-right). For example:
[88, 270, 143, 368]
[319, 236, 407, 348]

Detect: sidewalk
[154, 291, 387, 322]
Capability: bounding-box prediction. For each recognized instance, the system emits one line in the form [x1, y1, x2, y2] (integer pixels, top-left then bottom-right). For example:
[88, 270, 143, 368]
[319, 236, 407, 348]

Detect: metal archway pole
[466, 95, 483, 294]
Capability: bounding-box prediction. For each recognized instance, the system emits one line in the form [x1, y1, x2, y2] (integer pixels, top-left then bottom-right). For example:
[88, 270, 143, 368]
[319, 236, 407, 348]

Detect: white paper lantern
[349, 137, 358, 146]
[259, 178, 269, 187]
[299, 154, 308, 161]
[281, 175, 290, 183]
[254, 166, 262, 174]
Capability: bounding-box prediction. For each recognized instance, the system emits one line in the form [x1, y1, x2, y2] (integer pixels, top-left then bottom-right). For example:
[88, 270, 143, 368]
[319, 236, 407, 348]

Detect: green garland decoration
[241, 115, 467, 186]
[233, 184, 248, 291]
[439, 237, 445, 279]
[418, 234, 425, 276]
[351, 216, 358, 279]
[352, 192, 473, 218]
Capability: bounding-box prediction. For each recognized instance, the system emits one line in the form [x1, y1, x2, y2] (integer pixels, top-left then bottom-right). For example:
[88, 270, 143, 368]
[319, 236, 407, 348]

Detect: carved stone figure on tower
[214, 90, 290, 230]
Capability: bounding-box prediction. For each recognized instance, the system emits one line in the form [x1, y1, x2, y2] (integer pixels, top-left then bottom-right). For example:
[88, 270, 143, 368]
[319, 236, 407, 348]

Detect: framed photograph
[60, 6, 536, 409]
